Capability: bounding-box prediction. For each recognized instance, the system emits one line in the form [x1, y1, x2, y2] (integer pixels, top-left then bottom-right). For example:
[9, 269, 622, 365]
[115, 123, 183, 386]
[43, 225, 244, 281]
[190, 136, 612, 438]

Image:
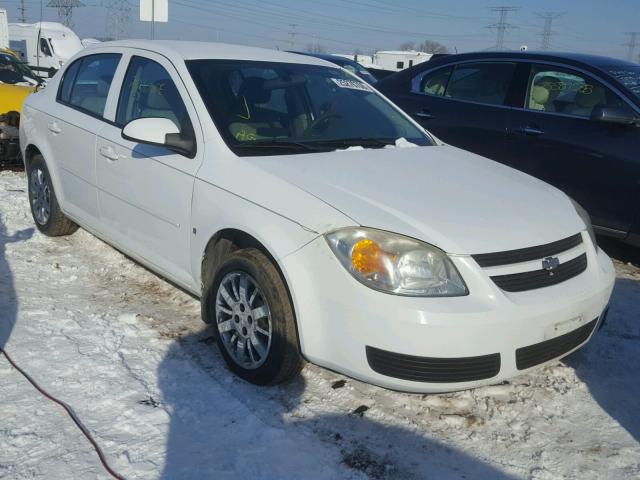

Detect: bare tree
[419, 40, 449, 54]
[399, 41, 416, 51]
[306, 43, 328, 54]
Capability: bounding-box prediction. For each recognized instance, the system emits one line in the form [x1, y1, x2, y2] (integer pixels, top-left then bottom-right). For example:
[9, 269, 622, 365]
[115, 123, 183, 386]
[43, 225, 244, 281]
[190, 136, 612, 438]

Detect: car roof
[291, 51, 354, 64]
[94, 40, 334, 67]
[415, 50, 636, 71]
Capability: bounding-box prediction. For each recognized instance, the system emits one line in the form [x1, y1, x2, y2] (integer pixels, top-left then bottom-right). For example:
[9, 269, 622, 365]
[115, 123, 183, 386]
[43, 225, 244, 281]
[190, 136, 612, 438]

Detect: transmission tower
[537, 12, 563, 51]
[487, 6, 518, 50]
[105, 0, 132, 40]
[18, 0, 27, 22]
[47, 0, 85, 28]
[624, 32, 640, 62]
[288, 24, 298, 48]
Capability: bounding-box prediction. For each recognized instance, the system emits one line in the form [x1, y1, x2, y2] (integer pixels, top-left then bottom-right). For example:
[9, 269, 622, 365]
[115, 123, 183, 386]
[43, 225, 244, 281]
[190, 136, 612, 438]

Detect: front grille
[516, 318, 597, 370]
[472, 233, 583, 268]
[366, 346, 500, 383]
[490, 253, 587, 292]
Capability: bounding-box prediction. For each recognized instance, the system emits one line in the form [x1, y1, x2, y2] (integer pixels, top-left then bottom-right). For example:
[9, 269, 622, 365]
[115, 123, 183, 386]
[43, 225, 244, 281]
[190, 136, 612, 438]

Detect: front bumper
[282, 232, 615, 393]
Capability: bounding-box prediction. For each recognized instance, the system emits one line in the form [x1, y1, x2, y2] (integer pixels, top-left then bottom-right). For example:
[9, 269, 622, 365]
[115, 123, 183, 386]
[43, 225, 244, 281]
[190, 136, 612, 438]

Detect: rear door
[505, 63, 639, 234]
[388, 61, 517, 161]
[95, 52, 203, 287]
[46, 52, 121, 226]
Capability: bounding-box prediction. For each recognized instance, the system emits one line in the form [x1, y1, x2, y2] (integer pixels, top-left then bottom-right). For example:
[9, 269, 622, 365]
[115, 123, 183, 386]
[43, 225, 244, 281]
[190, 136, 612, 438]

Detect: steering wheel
[302, 112, 341, 137]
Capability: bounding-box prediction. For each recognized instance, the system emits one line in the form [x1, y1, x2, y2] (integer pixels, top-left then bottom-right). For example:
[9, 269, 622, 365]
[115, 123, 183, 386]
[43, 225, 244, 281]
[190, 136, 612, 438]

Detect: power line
[46, 0, 85, 28]
[623, 32, 640, 61]
[537, 12, 563, 51]
[487, 6, 518, 50]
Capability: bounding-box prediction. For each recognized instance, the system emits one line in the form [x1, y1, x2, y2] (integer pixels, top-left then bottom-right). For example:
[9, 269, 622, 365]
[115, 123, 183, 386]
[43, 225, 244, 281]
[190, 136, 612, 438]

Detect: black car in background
[290, 51, 378, 85]
[377, 52, 640, 246]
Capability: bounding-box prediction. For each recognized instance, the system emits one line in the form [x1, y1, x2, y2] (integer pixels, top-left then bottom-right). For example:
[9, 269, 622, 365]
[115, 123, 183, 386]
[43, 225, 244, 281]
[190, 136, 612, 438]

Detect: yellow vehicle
[0, 48, 39, 167]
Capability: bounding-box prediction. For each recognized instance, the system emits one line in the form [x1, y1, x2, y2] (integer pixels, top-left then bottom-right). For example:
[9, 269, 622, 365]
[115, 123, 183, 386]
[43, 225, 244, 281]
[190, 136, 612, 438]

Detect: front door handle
[47, 122, 62, 134]
[99, 146, 120, 161]
[414, 109, 434, 120]
[517, 126, 544, 136]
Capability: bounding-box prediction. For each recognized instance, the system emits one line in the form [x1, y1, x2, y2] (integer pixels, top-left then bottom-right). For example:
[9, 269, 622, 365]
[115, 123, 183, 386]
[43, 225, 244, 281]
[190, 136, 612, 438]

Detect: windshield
[0, 51, 39, 85]
[187, 60, 432, 156]
[606, 65, 640, 102]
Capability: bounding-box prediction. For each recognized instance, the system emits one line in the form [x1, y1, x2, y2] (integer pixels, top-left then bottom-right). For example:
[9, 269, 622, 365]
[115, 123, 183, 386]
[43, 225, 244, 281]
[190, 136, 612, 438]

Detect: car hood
[247, 145, 585, 255]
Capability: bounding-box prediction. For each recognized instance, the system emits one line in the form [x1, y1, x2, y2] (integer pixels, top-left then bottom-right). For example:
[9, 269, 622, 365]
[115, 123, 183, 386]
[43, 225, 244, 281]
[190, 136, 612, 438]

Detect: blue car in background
[377, 51, 640, 247]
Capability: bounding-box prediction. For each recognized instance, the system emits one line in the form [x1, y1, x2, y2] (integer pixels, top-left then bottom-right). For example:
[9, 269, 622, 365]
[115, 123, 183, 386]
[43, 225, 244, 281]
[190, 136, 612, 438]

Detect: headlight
[570, 199, 597, 248]
[325, 228, 468, 297]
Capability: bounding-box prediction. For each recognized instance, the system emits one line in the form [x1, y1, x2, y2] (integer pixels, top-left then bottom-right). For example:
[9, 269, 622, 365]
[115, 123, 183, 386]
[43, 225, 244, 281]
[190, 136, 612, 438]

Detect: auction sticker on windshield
[331, 78, 372, 92]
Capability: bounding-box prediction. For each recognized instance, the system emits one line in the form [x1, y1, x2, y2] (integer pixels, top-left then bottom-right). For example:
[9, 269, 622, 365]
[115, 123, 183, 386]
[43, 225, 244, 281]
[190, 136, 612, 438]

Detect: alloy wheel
[215, 271, 273, 369]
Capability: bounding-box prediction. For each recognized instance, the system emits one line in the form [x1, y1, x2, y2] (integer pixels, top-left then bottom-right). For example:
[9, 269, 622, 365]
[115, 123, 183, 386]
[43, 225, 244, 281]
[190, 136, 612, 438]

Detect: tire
[27, 154, 78, 237]
[207, 248, 303, 385]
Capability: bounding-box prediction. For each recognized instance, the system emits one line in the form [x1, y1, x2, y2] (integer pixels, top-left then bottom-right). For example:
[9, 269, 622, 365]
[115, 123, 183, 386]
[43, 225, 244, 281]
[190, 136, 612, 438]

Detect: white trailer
[9, 22, 83, 74]
[373, 51, 433, 71]
[0, 9, 9, 49]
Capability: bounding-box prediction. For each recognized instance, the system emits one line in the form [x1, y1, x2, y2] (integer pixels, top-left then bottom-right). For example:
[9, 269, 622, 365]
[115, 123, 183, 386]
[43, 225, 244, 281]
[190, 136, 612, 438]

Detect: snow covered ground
[0, 170, 638, 480]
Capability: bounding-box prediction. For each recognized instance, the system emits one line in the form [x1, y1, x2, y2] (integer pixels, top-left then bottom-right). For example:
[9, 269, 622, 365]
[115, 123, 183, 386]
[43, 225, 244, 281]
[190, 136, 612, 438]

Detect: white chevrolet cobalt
[20, 41, 615, 392]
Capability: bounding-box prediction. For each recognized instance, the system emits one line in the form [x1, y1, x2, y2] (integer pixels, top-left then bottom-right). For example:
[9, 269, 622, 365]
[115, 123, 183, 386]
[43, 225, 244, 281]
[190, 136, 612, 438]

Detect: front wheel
[210, 248, 303, 385]
[27, 154, 78, 237]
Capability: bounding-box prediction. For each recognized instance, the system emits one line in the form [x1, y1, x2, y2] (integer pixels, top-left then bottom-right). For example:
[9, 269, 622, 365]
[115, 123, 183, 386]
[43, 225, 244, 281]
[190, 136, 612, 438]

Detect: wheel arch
[199, 227, 306, 356]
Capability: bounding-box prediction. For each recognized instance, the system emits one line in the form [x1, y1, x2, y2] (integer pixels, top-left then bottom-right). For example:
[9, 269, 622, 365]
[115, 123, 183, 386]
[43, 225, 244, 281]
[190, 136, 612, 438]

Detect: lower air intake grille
[490, 253, 587, 292]
[366, 346, 500, 383]
[516, 318, 597, 370]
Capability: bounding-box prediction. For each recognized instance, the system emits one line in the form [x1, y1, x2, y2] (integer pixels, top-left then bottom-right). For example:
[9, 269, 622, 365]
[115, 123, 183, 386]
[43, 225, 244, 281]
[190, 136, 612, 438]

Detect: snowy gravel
[0, 170, 638, 479]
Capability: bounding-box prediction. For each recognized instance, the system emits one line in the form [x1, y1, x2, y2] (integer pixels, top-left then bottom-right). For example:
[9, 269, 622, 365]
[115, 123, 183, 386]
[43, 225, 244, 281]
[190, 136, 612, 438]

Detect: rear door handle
[414, 109, 434, 120]
[47, 122, 62, 134]
[99, 146, 120, 161]
[517, 126, 544, 136]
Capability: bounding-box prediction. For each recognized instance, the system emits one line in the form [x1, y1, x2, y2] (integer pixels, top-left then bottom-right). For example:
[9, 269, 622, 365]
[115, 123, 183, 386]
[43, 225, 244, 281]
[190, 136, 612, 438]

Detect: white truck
[9, 22, 83, 75]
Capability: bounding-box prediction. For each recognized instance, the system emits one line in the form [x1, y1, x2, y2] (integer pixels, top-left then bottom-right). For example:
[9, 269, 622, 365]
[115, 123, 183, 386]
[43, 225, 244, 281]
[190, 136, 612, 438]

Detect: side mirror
[591, 105, 639, 126]
[122, 117, 196, 158]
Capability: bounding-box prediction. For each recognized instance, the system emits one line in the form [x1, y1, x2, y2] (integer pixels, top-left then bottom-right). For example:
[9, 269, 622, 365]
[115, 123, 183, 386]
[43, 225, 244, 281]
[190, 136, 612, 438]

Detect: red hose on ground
[0, 348, 126, 480]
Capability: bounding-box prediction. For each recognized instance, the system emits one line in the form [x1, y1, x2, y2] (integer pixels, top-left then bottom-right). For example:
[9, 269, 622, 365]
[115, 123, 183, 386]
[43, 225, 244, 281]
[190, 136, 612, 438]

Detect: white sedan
[19, 41, 615, 392]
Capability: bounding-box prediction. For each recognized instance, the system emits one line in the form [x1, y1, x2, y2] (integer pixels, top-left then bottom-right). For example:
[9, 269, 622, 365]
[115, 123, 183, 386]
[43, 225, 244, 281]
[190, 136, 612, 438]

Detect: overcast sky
[3, 0, 639, 60]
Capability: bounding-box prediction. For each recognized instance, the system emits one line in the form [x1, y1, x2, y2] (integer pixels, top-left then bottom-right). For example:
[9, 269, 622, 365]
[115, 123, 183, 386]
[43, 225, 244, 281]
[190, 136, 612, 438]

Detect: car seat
[79, 75, 112, 114]
[139, 79, 181, 128]
[566, 86, 606, 117]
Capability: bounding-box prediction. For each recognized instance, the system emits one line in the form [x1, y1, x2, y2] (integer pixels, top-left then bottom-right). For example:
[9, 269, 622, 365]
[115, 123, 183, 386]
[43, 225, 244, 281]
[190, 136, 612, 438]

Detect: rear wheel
[27, 154, 78, 236]
[209, 248, 303, 385]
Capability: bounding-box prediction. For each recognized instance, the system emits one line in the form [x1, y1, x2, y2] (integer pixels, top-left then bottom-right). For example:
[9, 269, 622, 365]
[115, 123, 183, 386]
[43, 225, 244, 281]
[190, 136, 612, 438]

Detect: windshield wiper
[234, 140, 322, 150]
[306, 137, 398, 149]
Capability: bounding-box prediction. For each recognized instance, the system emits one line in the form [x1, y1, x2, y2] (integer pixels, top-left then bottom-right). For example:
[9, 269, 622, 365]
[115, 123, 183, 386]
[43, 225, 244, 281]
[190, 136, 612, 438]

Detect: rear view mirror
[591, 106, 639, 126]
[122, 117, 196, 158]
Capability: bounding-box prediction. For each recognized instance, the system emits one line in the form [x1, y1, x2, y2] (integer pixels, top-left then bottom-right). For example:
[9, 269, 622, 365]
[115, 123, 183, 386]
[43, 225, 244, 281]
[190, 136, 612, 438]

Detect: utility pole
[47, 0, 85, 28]
[18, 0, 27, 23]
[105, 0, 131, 40]
[487, 6, 518, 50]
[537, 12, 563, 51]
[624, 32, 640, 62]
[288, 23, 297, 49]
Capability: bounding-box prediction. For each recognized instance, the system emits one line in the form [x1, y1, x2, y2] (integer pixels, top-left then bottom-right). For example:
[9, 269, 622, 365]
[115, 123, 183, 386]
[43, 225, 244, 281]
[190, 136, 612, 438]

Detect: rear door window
[61, 53, 121, 117]
[526, 65, 627, 118]
[415, 66, 453, 96]
[444, 62, 516, 106]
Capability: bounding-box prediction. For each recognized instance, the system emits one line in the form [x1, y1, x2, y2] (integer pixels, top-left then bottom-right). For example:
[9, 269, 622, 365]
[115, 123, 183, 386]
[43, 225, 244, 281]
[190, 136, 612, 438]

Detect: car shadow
[563, 278, 640, 442]
[0, 215, 33, 351]
[157, 328, 519, 479]
[598, 236, 640, 268]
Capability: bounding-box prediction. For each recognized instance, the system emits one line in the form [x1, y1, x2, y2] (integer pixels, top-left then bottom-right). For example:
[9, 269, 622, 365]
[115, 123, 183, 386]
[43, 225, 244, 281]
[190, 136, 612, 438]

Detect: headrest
[239, 77, 271, 105]
[531, 84, 550, 105]
[146, 80, 173, 110]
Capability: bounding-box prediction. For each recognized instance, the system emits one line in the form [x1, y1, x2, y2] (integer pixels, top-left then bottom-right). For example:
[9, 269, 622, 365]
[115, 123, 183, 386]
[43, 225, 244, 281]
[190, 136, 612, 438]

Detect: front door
[96, 53, 203, 287]
[505, 63, 640, 234]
